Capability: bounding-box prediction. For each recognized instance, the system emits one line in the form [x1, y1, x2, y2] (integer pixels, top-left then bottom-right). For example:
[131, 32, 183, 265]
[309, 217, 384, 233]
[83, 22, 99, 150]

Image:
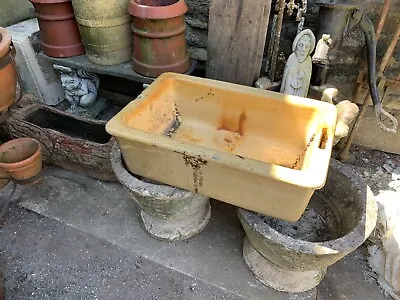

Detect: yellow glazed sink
[106, 73, 337, 222]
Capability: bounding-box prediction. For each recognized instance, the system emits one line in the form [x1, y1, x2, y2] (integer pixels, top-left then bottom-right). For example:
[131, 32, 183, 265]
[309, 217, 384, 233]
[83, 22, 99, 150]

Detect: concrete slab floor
[0, 167, 388, 300]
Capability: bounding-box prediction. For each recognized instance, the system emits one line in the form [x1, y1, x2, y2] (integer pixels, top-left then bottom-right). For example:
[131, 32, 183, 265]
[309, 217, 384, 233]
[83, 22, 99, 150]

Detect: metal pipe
[339, 20, 400, 161]
[378, 24, 400, 74]
[268, 0, 285, 81]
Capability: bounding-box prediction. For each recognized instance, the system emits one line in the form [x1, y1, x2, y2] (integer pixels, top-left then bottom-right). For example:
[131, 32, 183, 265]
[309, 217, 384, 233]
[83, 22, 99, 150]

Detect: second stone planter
[71, 0, 133, 65]
[111, 143, 211, 241]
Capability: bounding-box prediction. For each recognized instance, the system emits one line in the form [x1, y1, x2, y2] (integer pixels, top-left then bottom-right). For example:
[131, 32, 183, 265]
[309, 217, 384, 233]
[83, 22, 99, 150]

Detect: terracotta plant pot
[0, 27, 17, 112]
[128, 0, 191, 77]
[29, 0, 84, 58]
[71, 0, 133, 65]
[0, 138, 43, 181]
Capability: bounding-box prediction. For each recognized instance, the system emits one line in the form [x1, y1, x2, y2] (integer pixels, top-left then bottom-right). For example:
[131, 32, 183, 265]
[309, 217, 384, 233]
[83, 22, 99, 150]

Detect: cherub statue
[280, 29, 316, 98]
[53, 65, 100, 108]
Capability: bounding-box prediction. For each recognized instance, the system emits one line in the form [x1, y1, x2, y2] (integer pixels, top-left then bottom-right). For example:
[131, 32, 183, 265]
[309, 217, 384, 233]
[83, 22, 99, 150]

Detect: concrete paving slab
[12, 168, 315, 300]
[0, 201, 241, 300]
[0, 167, 388, 300]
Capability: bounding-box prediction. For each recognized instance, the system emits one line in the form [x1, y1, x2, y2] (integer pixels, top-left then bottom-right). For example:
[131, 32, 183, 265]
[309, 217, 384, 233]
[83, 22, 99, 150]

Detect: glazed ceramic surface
[106, 73, 337, 221]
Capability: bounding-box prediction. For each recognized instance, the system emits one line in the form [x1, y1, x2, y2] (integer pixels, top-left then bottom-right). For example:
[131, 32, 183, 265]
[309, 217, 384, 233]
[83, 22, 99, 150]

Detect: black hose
[357, 10, 382, 109]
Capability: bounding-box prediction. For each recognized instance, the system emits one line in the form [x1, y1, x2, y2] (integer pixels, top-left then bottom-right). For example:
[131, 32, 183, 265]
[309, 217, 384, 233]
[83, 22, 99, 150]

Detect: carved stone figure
[53, 65, 100, 108]
[280, 29, 315, 97]
[312, 34, 332, 65]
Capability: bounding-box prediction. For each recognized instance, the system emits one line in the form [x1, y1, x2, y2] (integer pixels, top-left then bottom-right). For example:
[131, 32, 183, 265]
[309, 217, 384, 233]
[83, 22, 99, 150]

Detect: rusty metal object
[29, 0, 84, 58]
[0, 28, 17, 113]
[315, 3, 397, 133]
[352, 0, 391, 104]
[339, 21, 400, 161]
[268, 0, 286, 81]
[71, 0, 133, 65]
[128, 0, 190, 77]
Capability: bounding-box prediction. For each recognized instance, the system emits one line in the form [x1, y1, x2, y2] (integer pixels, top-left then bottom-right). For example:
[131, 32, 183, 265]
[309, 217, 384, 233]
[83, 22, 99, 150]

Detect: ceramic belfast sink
[106, 73, 337, 221]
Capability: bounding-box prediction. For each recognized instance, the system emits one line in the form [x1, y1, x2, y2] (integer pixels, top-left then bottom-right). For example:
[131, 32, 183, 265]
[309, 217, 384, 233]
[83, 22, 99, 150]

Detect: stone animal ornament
[280, 29, 315, 98]
[53, 65, 100, 108]
[367, 191, 400, 300]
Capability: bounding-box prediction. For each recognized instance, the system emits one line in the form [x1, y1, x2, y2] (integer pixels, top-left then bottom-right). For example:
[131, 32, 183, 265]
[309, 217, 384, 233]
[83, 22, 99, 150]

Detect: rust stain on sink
[182, 153, 208, 193]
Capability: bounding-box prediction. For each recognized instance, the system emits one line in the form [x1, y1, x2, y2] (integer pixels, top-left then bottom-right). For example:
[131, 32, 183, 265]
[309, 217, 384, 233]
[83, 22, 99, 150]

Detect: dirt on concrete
[333, 145, 400, 195]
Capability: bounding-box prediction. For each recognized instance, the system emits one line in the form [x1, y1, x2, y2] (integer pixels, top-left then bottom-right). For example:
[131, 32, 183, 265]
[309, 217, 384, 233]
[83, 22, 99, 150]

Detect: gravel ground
[333, 145, 400, 195]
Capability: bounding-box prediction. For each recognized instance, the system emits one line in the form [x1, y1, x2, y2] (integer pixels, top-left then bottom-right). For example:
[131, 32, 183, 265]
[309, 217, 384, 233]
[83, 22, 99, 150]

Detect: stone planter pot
[0, 27, 17, 113]
[128, 0, 191, 77]
[29, 0, 84, 58]
[71, 0, 133, 65]
[0, 138, 42, 181]
[4, 96, 116, 181]
[238, 159, 378, 293]
[111, 143, 211, 241]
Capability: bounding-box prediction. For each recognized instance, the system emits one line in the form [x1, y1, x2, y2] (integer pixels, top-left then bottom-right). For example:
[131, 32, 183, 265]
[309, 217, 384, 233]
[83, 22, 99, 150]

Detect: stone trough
[4, 96, 116, 181]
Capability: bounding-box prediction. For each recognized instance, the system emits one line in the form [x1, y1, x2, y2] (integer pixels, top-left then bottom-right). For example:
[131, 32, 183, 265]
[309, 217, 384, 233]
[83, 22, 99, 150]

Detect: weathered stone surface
[185, 0, 210, 19]
[0, 0, 34, 27]
[111, 143, 211, 241]
[185, 24, 208, 48]
[238, 159, 378, 291]
[354, 107, 400, 154]
[3, 95, 116, 182]
[188, 46, 207, 62]
[243, 237, 326, 293]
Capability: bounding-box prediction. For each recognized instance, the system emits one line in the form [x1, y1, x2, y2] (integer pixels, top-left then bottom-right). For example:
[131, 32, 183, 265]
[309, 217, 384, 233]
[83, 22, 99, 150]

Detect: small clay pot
[0, 138, 43, 181]
[128, 0, 190, 77]
[0, 27, 17, 112]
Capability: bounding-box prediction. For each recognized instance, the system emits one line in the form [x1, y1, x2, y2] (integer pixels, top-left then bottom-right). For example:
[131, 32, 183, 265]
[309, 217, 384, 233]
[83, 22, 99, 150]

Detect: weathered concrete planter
[4, 96, 116, 181]
[29, 0, 84, 58]
[238, 159, 378, 293]
[71, 0, 133, 65]
[111, 143, 211, 241]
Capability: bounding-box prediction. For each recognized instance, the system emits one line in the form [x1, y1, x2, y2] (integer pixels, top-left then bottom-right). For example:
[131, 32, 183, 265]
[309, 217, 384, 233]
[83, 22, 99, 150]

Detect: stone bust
[280, 29, 316, 97]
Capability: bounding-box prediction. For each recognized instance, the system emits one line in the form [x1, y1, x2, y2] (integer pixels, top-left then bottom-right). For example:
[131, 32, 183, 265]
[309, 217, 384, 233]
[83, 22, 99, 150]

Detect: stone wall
[185, 0, 400, 99]
[0, 0, 34, 27]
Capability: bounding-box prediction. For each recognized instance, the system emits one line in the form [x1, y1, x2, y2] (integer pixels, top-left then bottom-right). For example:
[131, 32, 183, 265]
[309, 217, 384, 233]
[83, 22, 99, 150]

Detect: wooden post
[206, 0, 272, 86]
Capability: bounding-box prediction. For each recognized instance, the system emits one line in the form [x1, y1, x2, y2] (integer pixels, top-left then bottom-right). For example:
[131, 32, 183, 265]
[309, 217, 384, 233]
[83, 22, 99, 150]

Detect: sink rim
[106, 72, 338, 190]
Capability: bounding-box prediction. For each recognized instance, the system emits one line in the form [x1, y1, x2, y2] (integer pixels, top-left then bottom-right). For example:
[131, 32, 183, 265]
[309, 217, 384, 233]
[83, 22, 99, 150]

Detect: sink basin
[106, 73, 337, 221]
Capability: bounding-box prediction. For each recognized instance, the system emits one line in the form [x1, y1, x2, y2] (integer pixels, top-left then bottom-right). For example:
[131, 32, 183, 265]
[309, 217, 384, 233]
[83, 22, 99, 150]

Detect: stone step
[0, 167, 386, 300]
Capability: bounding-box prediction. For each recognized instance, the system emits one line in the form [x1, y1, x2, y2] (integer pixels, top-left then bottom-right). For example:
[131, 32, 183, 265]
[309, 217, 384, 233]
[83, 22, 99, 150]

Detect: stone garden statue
[280, 29, 316, 97]
[53, 65, 100, 108]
